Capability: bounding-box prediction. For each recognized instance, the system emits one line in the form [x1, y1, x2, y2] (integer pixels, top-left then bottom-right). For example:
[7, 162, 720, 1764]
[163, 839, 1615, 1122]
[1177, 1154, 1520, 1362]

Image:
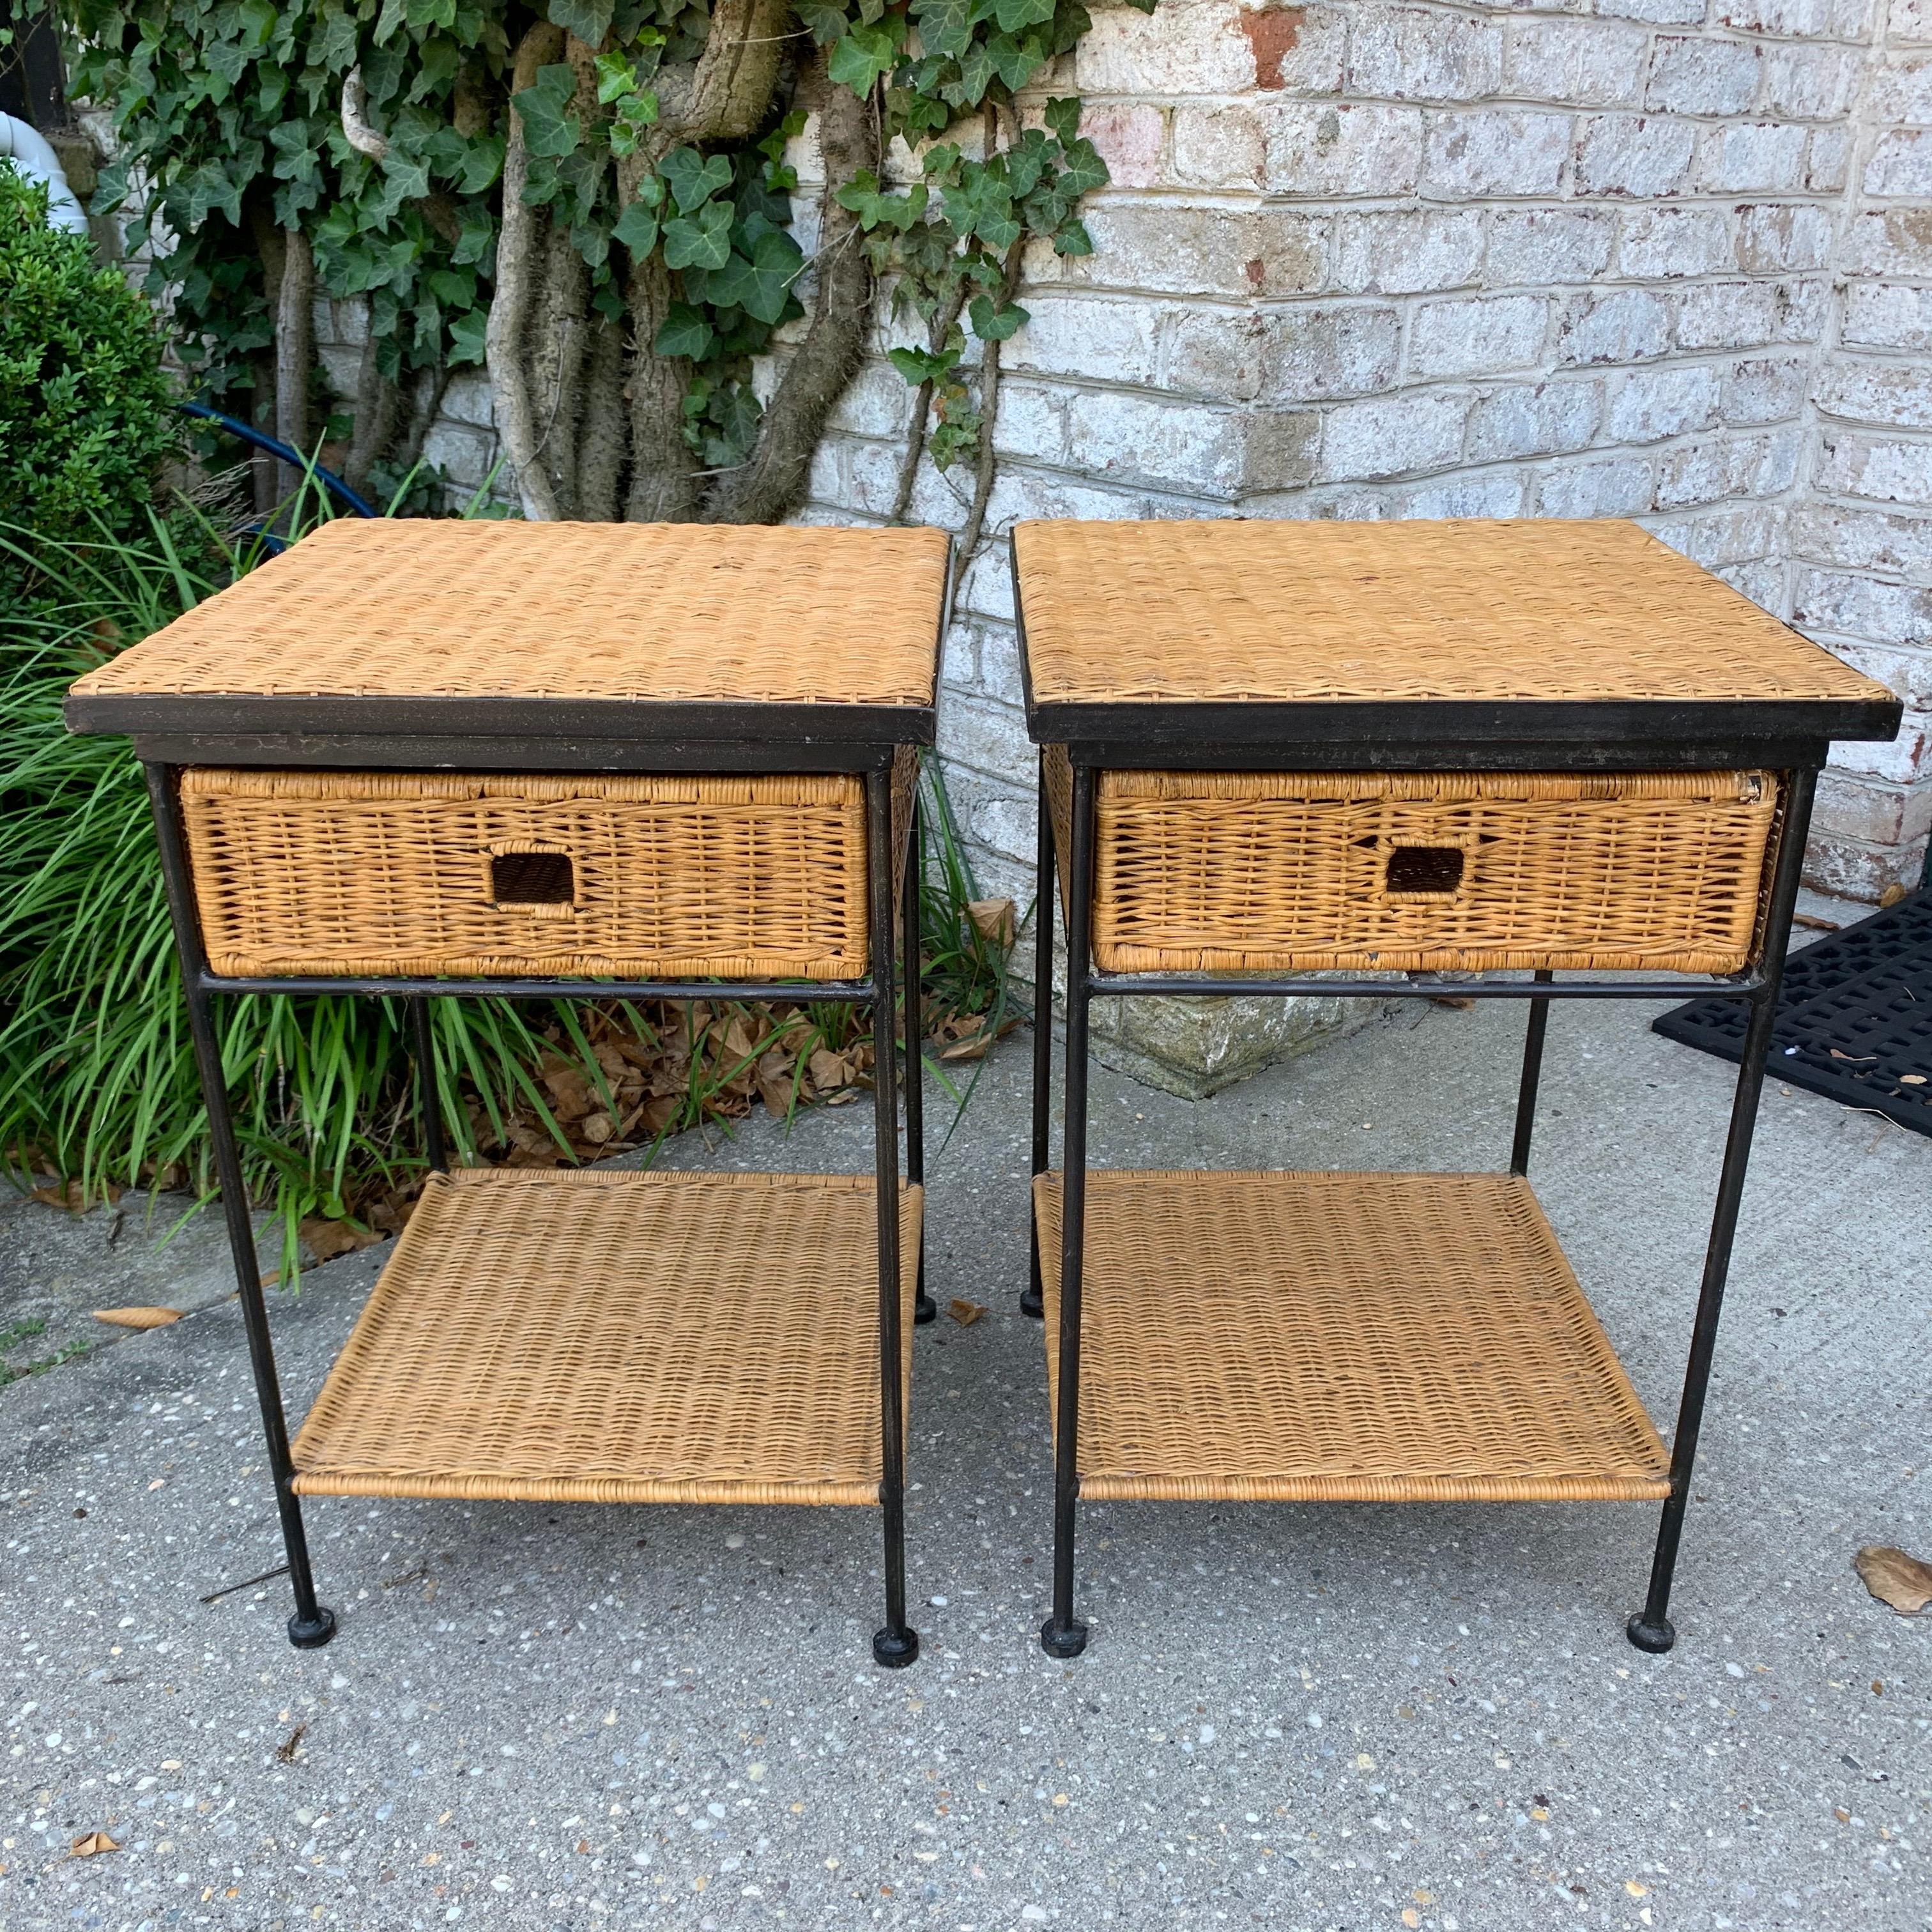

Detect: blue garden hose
[180, 401, 378, 524]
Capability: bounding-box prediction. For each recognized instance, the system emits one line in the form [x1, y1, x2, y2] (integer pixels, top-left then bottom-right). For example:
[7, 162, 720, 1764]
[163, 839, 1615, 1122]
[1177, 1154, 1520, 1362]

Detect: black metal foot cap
[1020, 1288, 1044, 1319]
[1039, 1615, 1087, 1659]
[1625, 1611, 1675, 1655]
[873, 1627, 919, 1669]
[914, 1295, 937, 1326]
[288, 1606, 337, 1649]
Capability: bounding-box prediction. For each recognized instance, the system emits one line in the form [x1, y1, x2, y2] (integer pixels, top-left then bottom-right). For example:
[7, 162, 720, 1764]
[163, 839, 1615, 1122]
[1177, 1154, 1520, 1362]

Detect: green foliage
[0, 507, 607, 1278]
[68, 0, 1126, 485]
[0, 162, 181, 596]
[0, 503, 1010, 1278]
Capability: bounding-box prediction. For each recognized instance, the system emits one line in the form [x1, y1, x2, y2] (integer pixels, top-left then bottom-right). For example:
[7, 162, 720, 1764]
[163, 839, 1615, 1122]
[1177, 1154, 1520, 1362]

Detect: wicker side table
[67, 518, 949, 1669]
[1011, 516, 1901, 1660]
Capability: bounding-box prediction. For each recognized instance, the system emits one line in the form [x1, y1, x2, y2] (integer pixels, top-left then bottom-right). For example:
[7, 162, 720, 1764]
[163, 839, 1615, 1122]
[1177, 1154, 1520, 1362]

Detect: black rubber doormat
[1653, 889, 1932, 1135]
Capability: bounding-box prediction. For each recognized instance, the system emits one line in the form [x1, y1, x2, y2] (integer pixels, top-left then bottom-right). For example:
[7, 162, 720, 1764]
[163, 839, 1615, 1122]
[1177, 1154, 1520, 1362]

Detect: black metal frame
[1027, 742, 1823, 1660]
[141, 750, 927, 1668]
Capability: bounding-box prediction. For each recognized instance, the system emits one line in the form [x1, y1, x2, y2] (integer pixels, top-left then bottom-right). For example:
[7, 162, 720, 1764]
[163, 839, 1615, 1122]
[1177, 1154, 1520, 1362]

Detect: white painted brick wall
[790, 0, 1932, 905]
[307, 0, 1932, 908]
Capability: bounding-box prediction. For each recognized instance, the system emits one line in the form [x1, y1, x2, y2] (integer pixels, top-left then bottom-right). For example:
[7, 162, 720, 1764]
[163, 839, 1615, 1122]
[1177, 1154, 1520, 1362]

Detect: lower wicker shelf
[1034, 1168, 1670, 1504]
[291, 1167, 921, 1507]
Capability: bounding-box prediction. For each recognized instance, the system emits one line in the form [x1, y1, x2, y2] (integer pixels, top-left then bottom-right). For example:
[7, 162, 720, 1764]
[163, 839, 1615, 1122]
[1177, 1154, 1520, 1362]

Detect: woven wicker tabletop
[1034, 1168, 1669, 1505]
[291, 1168, 920, 1507]
[68, 519, 947, 732]
[1015, 519, 1893, 743]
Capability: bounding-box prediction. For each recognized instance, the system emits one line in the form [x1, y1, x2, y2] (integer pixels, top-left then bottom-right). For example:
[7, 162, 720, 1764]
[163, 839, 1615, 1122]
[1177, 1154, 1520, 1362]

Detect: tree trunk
[486, 22, 566, 521]
[344, 334, 400, 498]
[574, 314, 628, 521]
[707, 66, 879, 525]
[622, 254, 700, 523]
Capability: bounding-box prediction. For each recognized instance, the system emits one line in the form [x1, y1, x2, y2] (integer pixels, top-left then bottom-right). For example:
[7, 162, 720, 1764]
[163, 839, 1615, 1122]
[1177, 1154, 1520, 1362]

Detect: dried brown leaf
[1880, 882, 1908, 908]
[721, 1016, 763, 1064]
[32, 1179, 122, 1212]
[947, 1298, 987, 1327]
[758, 1074, 794, 1120]
[809, 1048, 853, 1091]
[299, 1216, 381, 1262]
[542, 1068, 594, 1122]
[1854, 1544, 1932, 1616]
[579, 1112, 615, 1145]
[967, 897, 1017, 947]
[93, 1307, 181, 1331]
[69, 1832, 118, 1858]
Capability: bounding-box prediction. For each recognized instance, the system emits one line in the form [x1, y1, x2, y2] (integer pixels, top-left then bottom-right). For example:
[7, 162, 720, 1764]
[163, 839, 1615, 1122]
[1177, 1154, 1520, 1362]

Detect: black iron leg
[868, 767, 919, 1668]
[1509, 969, 1553, 1175]
[1629, 769, 1817, 1654]
[410, 996, 447, 1174]
[903, 790, 935, 1326]
[1023, 751, 1056, 1319]
[145, 765, 335, 1650]
[1041, 762, 1094, 1659]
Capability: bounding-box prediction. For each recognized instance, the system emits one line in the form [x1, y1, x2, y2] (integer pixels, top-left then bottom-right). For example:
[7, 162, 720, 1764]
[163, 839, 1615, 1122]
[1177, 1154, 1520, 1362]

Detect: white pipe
[0, 114, 89, 235]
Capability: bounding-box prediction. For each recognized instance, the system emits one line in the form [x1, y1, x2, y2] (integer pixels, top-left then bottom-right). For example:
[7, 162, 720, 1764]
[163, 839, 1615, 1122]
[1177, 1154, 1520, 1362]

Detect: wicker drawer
[1045, 749, 1781, 974]
[181, 763, 912, 980]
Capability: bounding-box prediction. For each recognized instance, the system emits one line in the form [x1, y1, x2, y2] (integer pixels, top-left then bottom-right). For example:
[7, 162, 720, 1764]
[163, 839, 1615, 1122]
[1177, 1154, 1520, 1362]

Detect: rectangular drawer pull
[1383, 844, 1466, 899]
[489, 848, 576, 911]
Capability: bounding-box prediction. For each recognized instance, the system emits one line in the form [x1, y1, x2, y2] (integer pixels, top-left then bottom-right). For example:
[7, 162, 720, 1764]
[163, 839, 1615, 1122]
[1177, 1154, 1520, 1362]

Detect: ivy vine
[66, 0, 1149, 542]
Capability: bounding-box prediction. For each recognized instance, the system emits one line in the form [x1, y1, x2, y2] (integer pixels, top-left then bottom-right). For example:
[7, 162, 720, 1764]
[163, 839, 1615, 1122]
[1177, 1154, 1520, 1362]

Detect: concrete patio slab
[3, 965, 1928, 1931]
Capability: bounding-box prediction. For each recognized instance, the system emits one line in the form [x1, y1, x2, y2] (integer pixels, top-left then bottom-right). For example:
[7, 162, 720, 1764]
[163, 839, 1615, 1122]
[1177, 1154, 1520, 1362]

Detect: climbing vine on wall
[66, 0, 1148, 539]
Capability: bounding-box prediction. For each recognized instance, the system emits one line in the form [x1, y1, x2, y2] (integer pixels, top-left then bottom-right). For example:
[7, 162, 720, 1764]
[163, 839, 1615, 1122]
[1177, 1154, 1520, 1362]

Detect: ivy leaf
[703, 226, 805, 324]
[654, 302, 714, 360]
[951, 38, 995, 105]
[453, 206, 496, 265]
[204, 36, 249, 90]
[1052, 215, 1092, 256]
[456, 133, 506, 194]
[662, 199, 733, 270]
[659, 145, 733, 214]
[315, 4, 361, 70]
[611, 199, 660, 256]
[836, 170, 927, 233]
[595, 52, 635, 102]
[513, 63, 581, 159]
[794, 0, 852, 42]
[993, 0, 1054, 27]
[1055, 135, 1107, 197]
[887, 342, 963, 385]
[910, 0, 974, 57]
[969, 293, 1027, 341]
[448, 305, 488, 366]
[826, 17, 905, 92]
[548, 0, 615, 44]
[711, 382, 763, 463]
[1043, 95, 1082, 144]
[985, 29, 1045, 91]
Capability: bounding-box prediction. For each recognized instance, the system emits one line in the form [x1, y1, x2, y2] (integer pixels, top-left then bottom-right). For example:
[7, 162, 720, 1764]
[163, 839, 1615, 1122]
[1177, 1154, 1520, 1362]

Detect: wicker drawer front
[1045, 751, 1780, 973]
[181, 767, 900, 979]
